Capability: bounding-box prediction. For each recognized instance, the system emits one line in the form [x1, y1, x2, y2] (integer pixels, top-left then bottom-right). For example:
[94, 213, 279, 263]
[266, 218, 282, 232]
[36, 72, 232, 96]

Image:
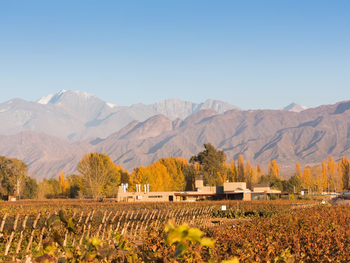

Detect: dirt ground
[333, 199, 350, 206]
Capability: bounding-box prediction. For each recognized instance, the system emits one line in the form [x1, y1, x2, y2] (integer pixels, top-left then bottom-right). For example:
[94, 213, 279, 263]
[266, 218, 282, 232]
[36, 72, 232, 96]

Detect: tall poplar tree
[230, 159, 237, 182]
[236, 154, 245, 182]
[340, 157, 350, 190]
[327, 156, 336, 192]
[321, 160, 327, 192]
[295, 162, 303, 181]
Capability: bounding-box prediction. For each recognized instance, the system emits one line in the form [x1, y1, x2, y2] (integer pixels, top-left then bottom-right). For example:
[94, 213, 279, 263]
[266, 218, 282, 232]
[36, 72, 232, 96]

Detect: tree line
[1, 143, 350, 200]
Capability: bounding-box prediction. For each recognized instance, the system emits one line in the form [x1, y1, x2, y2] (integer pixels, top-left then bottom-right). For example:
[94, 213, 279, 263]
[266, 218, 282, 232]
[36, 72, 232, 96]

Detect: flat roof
[174, 193, 223, 196]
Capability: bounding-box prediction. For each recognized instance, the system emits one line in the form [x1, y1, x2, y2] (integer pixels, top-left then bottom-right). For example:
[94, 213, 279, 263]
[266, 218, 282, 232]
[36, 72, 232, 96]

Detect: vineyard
[1, 200, 348, 262]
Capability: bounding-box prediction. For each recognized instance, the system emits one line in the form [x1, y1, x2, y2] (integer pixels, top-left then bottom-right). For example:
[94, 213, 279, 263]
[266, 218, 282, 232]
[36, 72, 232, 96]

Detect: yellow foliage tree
[339, 157, 350, 190]
[237, 155, 245, 182]
[58, 170, 70, 196]
[245, 160, 253, 189]
[303, 166, 311, 189]
[295, 162, 303, 181]
[256, 163, 262, 181]
[230, 159, 237, 182]
[327, 156, 336, 192]
[321, 160, 327, 192]
[269, 160, 281, 179]
[130, 157, 186, 192]
[77, 153, 120, 199]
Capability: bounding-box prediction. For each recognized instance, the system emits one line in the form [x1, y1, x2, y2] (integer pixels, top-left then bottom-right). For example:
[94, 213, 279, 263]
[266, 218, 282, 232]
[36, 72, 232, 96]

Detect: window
[148, 195, 163, 198]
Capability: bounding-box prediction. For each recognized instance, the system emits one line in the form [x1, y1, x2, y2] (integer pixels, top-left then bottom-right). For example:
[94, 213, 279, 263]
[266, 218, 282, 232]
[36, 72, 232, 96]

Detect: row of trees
[2, 144, 350, 200]
[295, 156, 350, 193]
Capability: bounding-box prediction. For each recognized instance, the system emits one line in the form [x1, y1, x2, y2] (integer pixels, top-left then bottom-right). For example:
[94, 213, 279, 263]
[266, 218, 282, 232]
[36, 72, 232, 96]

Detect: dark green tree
[282, 175, 302, 193]
[189, 143, 227, 186]
[22, 176, 38, 199]
[182, 165, 198, 191]
[259, 174, 283, 191]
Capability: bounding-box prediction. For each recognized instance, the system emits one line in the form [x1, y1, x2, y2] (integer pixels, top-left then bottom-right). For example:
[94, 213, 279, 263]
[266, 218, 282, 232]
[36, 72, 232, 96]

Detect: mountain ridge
[0, 90, 242, 140]
[1, 100, 349, 180]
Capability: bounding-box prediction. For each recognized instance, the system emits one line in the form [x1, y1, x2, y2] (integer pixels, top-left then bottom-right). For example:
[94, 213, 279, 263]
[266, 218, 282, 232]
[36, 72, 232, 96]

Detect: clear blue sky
[0, 1, 349, 109]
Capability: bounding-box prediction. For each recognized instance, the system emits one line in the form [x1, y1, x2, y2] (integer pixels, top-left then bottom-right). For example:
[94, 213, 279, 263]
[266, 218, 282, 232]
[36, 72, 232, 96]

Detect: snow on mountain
[0, 90, 242, 141]
[37, 94, 55, 104]
[282, 103, 309, 113]
[106, 102, 118, 108]
[149, 98, 241, 120]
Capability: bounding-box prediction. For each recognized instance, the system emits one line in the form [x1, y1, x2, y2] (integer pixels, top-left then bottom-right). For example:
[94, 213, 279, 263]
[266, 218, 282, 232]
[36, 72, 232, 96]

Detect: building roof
[174, 192, 220, 196]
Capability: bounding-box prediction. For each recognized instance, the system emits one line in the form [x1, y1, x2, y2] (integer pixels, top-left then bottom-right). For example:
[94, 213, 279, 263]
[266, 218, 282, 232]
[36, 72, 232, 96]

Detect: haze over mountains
[1, 89, 345, 180]
[0, 90, 241, 141]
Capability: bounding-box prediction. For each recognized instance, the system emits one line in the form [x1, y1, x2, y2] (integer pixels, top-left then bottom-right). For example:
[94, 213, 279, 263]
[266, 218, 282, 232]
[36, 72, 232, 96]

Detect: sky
[0, 1, 349, 110]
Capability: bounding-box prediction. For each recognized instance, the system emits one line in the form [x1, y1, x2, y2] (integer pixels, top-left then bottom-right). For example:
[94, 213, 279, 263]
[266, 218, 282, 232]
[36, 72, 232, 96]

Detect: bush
[270, 194, 278, 200]
[303, 195, 312, 200]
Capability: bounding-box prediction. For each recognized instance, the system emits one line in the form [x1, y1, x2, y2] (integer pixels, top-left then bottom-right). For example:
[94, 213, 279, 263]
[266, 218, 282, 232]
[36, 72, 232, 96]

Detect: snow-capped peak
[106, 102, 118, 108]
[70, 90, 94, 99]
[36, 89, 99, 105]
[37, 94, 55, 104]
[281, 103, 309, 113]
[37, 89, 68, 104]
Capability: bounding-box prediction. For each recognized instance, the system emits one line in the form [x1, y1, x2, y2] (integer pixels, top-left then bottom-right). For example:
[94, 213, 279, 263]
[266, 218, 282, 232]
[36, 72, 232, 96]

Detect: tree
[77, 153, 120, 199]
[256, 163, 262, 180]
[130, 157, 186, 192]
[66, 174, 82, 198]
[339, 157, 350, 190]
[269, 160, 281, 179]
[236, 155, 245, 182]
[22, 176, 38, 199]
[295, 162, 303, 181]
[37, 178, 60, 199]
[321, 160, 327, 192]
[229, 159, 237, 182]
[327, 156, 336, 192]
[118, 165, 130, 185]
[58, 171, 70, 196]
[259, 174, 283, 191]
[310, 165, 322, 193]
[245, 160, 253, 189]
[183, 165, 198, 191]
[160, 158, 185, 191]
[0, 156, 37, 199]
[282, 175, 302, 193]
[189, 143, 227, 186]
[303, 166, 311, 189]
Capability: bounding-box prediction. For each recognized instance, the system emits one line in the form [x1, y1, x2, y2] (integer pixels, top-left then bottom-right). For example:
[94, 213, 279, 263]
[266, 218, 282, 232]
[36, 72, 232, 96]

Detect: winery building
[117, 175, 287, 202]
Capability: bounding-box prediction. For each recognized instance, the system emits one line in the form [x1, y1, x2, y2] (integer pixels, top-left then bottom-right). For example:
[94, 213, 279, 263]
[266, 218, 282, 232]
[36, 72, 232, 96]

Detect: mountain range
[0, 91, 348, 180]
[0, 90, 242, 141]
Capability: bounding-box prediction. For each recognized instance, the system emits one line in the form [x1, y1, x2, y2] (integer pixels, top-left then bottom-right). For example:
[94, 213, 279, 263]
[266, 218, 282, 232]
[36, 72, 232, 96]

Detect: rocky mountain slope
[0, 100, 349, 180]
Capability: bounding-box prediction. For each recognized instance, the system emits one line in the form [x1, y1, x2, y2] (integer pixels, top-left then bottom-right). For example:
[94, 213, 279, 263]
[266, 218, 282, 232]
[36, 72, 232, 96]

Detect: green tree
[66, 174, 81, 198]
[0, 156, 37, 199]
[259, 174, 283, 191]
[22, 176, 38, 199]
[189, 143, 227, 186]
[282, 175, 302, 193]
